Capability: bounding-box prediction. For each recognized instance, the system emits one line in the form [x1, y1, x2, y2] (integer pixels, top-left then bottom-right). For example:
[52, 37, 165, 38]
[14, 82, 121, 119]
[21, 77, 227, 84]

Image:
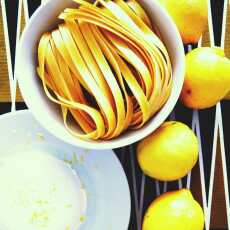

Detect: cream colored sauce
[0, 149, 86, 230]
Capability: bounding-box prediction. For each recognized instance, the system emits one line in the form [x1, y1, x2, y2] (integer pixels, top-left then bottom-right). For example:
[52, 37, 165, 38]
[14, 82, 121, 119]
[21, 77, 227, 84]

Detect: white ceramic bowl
[17, 0, 185, 150]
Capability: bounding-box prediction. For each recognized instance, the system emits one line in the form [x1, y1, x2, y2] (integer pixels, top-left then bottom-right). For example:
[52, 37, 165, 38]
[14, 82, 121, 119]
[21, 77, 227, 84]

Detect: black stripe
[5, 0, 18, 72]
[221, 100, 230, 204]
[199, 107, 216, 200]
[211, 0, 225, 46]
[27, 0, 42, 17]
[0, 102, 27, 115]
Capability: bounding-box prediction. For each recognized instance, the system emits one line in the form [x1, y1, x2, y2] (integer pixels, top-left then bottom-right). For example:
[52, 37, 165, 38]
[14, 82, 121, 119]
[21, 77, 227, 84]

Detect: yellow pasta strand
[37, 0, 173, 140]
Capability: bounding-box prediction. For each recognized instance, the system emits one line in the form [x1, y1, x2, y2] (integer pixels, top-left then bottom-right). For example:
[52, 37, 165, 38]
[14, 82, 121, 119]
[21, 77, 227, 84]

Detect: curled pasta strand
[37, 0, 173, 140]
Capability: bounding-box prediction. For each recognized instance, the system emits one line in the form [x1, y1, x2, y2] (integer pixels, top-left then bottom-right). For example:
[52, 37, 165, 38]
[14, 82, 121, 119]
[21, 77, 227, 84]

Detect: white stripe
[130, 146, 141, 230]
[139, 174, 146, 218]
[221, 0, 228, 49]
[1, 0, 14, 104]
[187, 44, 193, 52]
[186, 172, 192, 189]
[218, 0, 230, 228]
[163, 182, 167, 193]
[218, 103, 230, 228]
[206, 105, 219, 228]
[11, 0, 23, 112]
[11, 0, 30, 110]
[187, 109, 199, 189]
[198, 36, 203, 47]
[155, 181, 160, 196]
[206, 1, 230, 229]
[178, 179, 183, 189]
[193, 111, 209, 230]
[193, 2, 219, 229]
[22, 0, 29, 23]
[207, 0, 215, 47]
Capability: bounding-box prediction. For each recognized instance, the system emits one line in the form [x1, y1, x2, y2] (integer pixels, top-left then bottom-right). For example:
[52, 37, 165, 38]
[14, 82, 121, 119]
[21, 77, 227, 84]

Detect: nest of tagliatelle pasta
[37, 0, 172, 140]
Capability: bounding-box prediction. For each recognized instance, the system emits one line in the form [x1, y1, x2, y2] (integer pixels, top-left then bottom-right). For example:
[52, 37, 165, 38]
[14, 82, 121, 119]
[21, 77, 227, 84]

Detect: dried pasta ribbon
[37, 0, 172, 140]
[126, 0, 152, 28]
[37, 33, 106, 139]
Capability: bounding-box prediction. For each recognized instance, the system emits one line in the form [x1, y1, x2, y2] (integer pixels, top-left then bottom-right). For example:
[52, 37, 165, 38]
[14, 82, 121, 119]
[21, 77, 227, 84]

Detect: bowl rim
[17, 0, 185, 150]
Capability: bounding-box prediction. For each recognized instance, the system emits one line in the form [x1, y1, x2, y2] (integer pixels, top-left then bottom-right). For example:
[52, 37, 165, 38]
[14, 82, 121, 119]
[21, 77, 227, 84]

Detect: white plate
[0, 110, 131, 230]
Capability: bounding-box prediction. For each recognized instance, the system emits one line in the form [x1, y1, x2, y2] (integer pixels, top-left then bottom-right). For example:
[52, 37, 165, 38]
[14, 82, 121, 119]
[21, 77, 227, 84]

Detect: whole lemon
[137, 121, 198, 181]
[143, 189, 204, 230]
[156, 0, 208, 44]
[181, 47, 230, 109]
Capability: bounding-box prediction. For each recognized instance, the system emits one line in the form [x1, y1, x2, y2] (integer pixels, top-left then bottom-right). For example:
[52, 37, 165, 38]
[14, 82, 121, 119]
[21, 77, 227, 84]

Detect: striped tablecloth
[0, 0, 230, 229]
